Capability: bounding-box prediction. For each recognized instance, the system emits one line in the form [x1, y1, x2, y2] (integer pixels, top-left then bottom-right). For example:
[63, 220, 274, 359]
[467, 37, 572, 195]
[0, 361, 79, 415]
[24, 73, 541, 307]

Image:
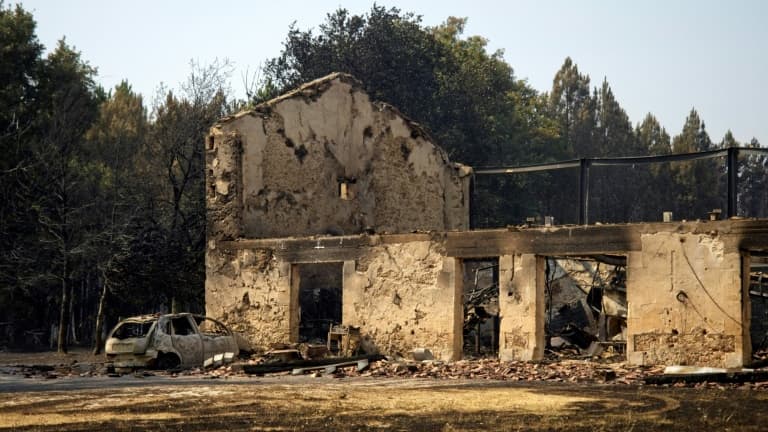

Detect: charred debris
[544, 255, 627, 359]
[462, 255, 628, 360]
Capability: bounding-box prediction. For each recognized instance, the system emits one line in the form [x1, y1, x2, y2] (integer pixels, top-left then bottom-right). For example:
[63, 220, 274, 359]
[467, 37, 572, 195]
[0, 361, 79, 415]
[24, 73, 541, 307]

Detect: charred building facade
[205, 73, 768, 368]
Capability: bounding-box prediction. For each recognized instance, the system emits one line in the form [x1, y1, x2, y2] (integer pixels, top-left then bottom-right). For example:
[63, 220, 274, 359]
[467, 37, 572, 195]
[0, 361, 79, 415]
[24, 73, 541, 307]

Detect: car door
[169, 315, 203, 367]
[195, 316, 237, 367]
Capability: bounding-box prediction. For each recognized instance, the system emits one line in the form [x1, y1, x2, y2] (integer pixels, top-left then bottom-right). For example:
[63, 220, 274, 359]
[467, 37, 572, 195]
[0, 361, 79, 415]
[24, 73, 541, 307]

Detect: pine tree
[548, 57, 596, 158]
[739, 138, 767, 217]
[670, 109, 721, 219]
[635, 114, 674, 220]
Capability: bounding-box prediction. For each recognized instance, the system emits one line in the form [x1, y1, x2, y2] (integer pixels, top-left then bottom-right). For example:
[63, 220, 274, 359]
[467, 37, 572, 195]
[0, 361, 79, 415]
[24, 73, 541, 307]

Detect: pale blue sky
[19, 0, 768, 146]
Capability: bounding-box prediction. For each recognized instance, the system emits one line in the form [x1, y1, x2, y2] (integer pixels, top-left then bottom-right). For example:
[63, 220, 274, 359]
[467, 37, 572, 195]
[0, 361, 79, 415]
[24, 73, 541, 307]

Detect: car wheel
[156, 353, 181, 370]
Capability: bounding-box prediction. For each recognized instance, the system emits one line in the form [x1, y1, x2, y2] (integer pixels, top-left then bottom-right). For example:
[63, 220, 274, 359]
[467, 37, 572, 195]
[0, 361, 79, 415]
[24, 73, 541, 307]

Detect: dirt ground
[1, 350, 768, 431]
[0, 348, 103, 367]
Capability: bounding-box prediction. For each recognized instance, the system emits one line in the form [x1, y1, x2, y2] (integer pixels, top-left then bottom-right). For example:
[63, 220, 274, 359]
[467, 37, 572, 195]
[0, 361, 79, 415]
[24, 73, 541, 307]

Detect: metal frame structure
[474, 147, 768, 225]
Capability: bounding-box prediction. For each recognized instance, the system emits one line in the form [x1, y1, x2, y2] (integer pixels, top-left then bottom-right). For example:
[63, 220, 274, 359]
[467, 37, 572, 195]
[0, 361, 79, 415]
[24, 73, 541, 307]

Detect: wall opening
[462, 258, 499, 357]
[337, 177, 356, 200]
[749, 253, 768, 358]
[543, 255, 627, 360]
[297, 262, 343, 344]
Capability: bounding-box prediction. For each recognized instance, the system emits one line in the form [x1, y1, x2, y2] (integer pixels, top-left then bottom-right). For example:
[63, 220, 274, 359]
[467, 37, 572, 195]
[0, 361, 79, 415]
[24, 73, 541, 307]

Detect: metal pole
[727, 147, 739, 218]
[469, 174, 476, 230]
[578, 159, 590, 225]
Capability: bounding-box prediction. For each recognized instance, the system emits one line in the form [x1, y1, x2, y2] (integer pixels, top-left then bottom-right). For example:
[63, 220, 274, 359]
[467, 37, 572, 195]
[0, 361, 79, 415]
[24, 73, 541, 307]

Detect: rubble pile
[4, 350, 768, 390]
[345, 358, 658, 385]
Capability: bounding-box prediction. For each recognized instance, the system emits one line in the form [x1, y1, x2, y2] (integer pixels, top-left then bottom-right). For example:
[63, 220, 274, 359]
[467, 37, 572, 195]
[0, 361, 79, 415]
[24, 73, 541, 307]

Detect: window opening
[171, 316, 195, 336]
[337, 177, 356, 200]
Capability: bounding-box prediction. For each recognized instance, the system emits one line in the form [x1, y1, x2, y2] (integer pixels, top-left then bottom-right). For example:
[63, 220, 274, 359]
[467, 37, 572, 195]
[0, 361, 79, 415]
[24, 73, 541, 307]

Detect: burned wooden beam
[241, 354, 384, 375]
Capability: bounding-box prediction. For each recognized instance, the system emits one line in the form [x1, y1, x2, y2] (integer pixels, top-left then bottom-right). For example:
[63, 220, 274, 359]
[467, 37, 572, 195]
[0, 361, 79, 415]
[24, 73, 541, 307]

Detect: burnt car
[105, 313, 239, 370]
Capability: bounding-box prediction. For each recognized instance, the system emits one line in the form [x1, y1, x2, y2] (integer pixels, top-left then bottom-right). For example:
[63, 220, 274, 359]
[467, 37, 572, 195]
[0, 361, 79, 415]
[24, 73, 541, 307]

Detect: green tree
[0, 2, 45, 340]
[29, 40, 100, 352]
[739, 138, 767, 217]
[547, 57, 596, 158]
[593, 79, 638, 157]
[121, 61, 234, 314]
[720, 130, 739, 148]
[0, 2, 243, 350]
[263, 6, 444, 132]
[587, 78, 645, 222]
[635, 114, 674, 220]
[670, 109, 721, 219]
[0, 2, 42, 134]
[84, 81, 148, 353]
[672, 109, 713, 153]
[637, 113, 671, 156]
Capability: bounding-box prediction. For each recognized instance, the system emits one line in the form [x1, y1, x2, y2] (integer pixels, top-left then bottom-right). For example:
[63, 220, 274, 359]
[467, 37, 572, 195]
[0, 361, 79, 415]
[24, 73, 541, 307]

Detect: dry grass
[0, 378, 766, 431]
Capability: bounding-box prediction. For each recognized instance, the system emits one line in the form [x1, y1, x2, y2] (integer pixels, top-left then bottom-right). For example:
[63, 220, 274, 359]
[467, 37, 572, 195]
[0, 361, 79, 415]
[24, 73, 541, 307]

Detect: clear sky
[18, 0, 768, 146]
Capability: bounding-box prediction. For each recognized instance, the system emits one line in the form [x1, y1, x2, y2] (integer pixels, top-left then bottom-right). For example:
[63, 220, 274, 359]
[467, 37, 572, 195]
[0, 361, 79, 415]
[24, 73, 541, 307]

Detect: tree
[123, 61, 234, 314]
[587, 78, 645, 222]
[263, 6, 445, 137]
[18, 40, 101, 352]
[739, 138, 767, 218]
[0, 2, 45, 342]
[84, 81, 148, 353]
[672, 109, 714, 154]
[593, 79, 638, 157]
[670, 109, 721, 219]
[720, 130, 739, 148]
[547, 57, 596, 158]
[636, 114, 674, 220]
[637, 113, 671, 156]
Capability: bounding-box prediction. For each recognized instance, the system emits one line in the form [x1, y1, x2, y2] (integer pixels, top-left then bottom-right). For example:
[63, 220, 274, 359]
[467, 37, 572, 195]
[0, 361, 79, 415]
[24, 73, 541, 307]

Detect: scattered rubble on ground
[229, 353, 768, 390]
[0, 360, 106, 379]
[3, 349, 768, 391]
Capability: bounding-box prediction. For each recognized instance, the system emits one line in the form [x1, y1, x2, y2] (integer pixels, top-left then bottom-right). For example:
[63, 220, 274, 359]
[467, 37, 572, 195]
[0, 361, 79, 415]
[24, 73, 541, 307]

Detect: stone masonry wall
[498, 254, 545, 361]
[209, 73, 471, 239]
[343, 241, 462, 361]
[626, 231, 748, 368]
[206, 133, 242, 241]
[205, 247, 295, 349]
[205, 237, 463, 359]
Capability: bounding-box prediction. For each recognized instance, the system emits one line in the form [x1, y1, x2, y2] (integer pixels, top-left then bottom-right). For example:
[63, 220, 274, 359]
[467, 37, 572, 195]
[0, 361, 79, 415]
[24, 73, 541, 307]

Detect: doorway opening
[297, 262, 343, 344]
[462, 258, 499, 357]
[543, 255, 627, 360]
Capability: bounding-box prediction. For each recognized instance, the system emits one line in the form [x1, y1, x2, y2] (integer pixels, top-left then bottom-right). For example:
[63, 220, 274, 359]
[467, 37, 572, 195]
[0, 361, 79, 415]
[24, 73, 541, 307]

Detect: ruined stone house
[205, 72, 768, 368]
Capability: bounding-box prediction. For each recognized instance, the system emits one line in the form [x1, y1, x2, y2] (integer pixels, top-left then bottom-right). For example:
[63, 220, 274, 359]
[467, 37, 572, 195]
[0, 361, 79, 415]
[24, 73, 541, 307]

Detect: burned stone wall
[206, 73, 471, 239]
[498, 254, 545, 361]
[205, 221, 768, 366]
[626, 231, 747, 368]
[205, 235, 462, 360]
[343, 240, 462, 361]
[205, 246, 295, 349]
[206, 133, 243, 241]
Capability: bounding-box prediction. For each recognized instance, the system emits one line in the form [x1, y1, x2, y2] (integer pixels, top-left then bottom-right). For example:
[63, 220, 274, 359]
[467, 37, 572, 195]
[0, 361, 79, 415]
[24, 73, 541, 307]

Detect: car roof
[118, 313, 204, 323]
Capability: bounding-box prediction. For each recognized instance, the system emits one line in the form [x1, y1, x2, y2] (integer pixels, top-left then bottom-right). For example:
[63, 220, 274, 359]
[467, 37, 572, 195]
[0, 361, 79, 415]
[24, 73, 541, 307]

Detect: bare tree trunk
[69, 282, 77, 344]
[57, 277, 69, 353]
[92, 278, 108, 355]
